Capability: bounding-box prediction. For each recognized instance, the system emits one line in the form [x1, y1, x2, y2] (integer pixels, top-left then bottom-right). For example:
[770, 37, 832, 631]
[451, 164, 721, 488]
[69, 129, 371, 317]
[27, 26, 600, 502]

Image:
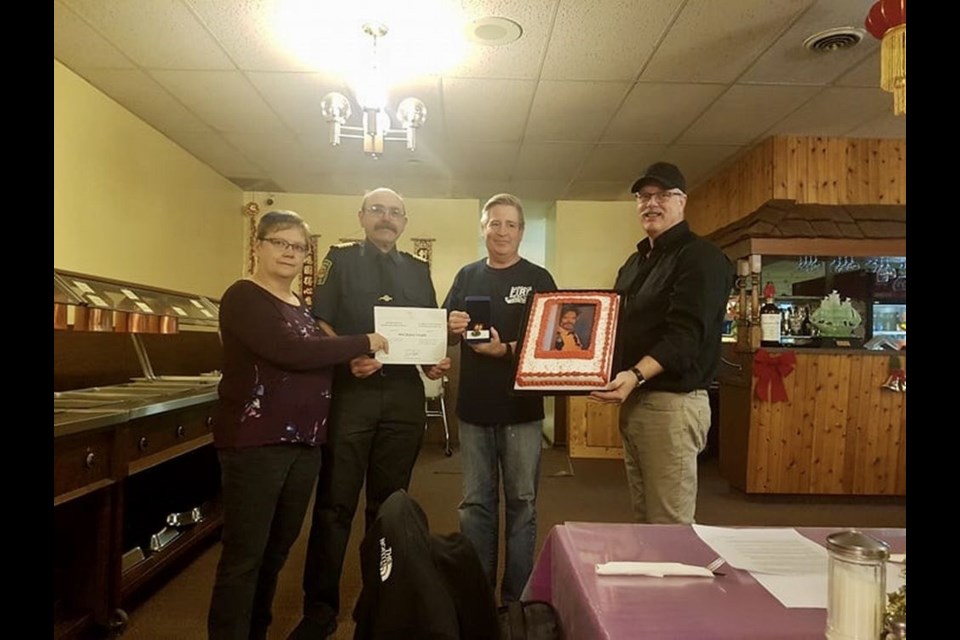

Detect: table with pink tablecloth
[522, 522, 906, 640]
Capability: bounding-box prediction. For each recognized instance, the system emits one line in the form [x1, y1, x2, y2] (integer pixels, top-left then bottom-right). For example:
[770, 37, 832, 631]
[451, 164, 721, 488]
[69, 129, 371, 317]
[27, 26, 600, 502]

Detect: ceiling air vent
[803, 27, 866, 52]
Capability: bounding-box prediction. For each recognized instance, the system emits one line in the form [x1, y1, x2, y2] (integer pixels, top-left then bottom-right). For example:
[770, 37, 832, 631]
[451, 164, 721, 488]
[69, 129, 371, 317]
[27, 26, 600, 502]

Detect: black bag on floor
[497, 600, 563, 640]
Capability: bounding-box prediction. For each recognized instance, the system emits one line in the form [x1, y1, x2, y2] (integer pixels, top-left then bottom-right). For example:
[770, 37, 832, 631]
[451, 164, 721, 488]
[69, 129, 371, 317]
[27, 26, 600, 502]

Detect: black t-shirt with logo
[443, 258, 557, 426]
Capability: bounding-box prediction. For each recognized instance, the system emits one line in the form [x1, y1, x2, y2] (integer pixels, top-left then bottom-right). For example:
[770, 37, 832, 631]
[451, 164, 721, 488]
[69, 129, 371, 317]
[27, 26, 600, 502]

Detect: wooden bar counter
[718, 346, 906, 496]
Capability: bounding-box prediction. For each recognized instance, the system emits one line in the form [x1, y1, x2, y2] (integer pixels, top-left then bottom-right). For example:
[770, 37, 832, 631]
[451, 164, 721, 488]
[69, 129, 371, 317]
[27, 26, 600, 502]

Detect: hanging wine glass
[876, 259, 896, 283]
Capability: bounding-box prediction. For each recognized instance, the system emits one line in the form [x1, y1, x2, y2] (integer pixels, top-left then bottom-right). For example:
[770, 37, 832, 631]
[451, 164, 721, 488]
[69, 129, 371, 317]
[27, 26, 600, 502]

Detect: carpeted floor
[120, 443, 905, 639]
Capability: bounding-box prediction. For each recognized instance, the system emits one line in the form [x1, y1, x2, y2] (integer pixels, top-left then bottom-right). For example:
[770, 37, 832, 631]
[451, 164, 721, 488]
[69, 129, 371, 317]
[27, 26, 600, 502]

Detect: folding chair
[421, 372, 452, 456]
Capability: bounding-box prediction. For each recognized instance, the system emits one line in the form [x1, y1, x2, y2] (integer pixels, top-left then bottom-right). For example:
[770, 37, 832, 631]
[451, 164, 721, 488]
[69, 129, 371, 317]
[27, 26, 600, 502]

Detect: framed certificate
[512, 290, 621, 394]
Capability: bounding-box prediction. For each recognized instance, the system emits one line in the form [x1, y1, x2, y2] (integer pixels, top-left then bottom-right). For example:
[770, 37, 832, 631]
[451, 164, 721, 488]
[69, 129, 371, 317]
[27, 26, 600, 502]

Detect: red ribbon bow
[752, 349, 797, 402]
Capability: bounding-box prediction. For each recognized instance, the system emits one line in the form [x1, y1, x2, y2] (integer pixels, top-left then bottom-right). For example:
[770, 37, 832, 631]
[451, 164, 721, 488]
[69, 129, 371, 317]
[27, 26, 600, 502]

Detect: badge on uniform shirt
[317, 258, 333, 286]
[378, 295, 393, 302]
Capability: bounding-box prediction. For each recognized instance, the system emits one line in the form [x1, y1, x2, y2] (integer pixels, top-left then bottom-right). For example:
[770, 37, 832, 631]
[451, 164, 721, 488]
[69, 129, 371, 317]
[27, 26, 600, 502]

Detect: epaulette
[405, 250, 430, 264]
[330, 241, 362, 250]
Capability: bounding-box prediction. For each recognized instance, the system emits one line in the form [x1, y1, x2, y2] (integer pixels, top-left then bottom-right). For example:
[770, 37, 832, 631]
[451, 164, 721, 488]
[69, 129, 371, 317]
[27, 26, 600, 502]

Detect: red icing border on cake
[516, 291, 620, 388]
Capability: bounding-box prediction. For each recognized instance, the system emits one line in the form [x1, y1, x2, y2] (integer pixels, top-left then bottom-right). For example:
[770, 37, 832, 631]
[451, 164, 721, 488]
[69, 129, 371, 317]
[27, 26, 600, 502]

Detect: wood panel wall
[567, 396, 623, 459]
[745, 352, 906, 495]
[685, 136, 907, 236]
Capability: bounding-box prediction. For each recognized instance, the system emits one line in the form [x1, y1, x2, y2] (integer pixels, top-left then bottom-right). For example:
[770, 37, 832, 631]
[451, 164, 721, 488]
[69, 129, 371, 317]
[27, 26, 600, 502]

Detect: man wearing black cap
[591, 162, 734, 524]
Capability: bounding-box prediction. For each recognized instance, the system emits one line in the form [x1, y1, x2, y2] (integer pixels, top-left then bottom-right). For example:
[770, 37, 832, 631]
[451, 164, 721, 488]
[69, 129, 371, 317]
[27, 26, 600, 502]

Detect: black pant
[300, 372, 426, 624]
[208, 443, 322, 640]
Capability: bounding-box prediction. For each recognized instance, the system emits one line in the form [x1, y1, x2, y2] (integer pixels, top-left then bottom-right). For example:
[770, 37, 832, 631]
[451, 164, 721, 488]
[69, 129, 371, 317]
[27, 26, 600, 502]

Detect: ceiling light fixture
[466, 17, 523, 46]
[319, 22, 427, 158]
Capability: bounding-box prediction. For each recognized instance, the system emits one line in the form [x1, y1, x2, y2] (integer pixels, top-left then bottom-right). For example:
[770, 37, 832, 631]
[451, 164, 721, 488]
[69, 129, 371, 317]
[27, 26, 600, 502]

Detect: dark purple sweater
[214, 280, 370, 449]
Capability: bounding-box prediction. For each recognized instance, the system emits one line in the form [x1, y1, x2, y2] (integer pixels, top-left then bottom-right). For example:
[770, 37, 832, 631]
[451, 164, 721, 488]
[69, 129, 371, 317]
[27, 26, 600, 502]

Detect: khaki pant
[619, 389, 711, 524]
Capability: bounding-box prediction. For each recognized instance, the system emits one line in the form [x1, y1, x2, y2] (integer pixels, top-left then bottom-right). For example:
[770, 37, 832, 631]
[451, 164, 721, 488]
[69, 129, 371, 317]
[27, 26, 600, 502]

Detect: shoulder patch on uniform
[316, 258, 333, 286]
[331, 241, 361, 250]
[405, 250, 429, 264]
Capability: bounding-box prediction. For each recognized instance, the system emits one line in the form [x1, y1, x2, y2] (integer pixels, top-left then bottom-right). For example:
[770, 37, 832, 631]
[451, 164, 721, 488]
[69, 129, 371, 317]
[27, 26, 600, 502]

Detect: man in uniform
[289, 187, 450, 639]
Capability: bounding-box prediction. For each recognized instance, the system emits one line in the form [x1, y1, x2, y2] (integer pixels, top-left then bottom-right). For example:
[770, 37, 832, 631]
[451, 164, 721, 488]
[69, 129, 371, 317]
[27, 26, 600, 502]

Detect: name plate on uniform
[374, 306, 447, 365]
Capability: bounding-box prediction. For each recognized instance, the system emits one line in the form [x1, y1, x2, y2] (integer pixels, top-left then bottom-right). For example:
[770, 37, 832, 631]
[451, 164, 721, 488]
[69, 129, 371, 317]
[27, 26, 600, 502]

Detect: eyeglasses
[364, 204, 406, 219]
[634, 190, 685, 205]
[259, 237, 309, 255]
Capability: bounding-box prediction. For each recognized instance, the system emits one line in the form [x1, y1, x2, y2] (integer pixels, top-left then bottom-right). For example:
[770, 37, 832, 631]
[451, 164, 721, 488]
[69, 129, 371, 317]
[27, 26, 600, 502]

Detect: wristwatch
[629, 366, 646, 388]
[503, 342, 514, 359]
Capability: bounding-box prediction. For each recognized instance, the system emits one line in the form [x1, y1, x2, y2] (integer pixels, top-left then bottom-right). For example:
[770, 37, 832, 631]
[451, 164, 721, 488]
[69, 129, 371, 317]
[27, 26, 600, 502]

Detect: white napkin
[595, 562, 714, 578]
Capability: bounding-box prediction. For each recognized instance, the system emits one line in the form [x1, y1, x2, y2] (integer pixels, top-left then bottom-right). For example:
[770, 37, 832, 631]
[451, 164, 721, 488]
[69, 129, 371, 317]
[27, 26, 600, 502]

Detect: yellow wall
[54, 60, 242, 299]
[243, 192, 482, 302]
[552, 201, 640, 288]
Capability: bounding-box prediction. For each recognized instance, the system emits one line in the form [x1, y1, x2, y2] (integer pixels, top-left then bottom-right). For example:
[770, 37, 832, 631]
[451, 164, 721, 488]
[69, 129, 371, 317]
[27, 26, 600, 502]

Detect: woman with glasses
[208, 210, 388, 640]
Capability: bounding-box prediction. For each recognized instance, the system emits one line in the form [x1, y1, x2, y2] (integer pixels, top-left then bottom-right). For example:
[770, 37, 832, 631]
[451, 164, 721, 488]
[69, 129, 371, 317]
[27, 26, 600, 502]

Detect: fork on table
[705, 557, 727, 577]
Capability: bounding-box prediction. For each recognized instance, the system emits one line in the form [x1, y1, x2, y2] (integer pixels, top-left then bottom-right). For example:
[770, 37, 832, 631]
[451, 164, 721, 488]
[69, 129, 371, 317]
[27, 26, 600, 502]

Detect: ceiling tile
[577, 144, 668, 182]
[442, 78, 537, 142]
[454, 0, 557, 79]
[186, 0, 312, 72]
[443, 142, 520, 180]
[678, 84, 822, 145]
[643, 0, 813, 83]
[60, 0, 234, 69]
[541, 0, 684, 81]
[76, 68, 212, 133]
[833, 50, 883, 88]
[451, 178, 513, 200]
[658, 144, 745, 190]
[54, 1, 135, 69]
[842, 110, 907, 139]
[247, 72, 346, 138]
[503, 179, 569, 201]
[513, 142, 591, 180]
[150, 70, 289, 133]
[769, 87, 895, 137]
[564, 181, 634, 201]
[602, 83, 727, 143]
[172, 131, 264, 176]
[740, 0, 879, 86]
[524, 81, 629, 142]
[224, 131, 309, 173]
[54, 0, 908, 203]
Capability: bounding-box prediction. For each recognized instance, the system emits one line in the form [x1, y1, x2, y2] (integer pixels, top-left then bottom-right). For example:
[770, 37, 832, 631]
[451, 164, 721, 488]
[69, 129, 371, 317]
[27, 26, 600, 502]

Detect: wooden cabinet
[566, 397, 623, 459]
[53, 401, 221, 639]
[718, 348, 906, 495]
[124, 404, 215, 474]
[54, 427, 118, 505]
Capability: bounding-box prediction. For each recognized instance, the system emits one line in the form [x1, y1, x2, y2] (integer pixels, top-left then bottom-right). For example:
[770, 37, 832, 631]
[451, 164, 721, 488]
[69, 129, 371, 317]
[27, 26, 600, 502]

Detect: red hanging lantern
[865, 0, 906, 115]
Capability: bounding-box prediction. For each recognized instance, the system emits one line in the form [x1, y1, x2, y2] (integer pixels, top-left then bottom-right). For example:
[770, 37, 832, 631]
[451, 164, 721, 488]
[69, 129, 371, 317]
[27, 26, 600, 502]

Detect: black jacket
[352, 490, 499, 640]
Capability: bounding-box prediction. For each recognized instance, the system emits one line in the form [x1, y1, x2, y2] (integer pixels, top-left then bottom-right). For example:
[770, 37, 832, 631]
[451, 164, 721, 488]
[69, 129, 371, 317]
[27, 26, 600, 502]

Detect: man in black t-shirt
[445, 193, 557, 604]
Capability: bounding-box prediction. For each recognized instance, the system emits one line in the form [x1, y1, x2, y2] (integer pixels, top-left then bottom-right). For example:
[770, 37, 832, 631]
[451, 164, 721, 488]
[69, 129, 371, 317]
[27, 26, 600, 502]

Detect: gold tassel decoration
[881, 24, 906, 115]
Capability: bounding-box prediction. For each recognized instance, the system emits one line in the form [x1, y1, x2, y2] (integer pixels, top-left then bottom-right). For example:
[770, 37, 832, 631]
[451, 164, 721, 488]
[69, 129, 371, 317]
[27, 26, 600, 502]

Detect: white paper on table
[595, 562, 714, 578]
[692, 524, 828, 575]
[693, 525, 905, 609]
[373, 306, 447, 365]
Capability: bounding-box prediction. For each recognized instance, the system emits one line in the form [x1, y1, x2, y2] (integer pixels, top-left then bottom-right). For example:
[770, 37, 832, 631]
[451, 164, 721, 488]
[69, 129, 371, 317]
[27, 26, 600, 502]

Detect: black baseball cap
[630, 162, 686, 194]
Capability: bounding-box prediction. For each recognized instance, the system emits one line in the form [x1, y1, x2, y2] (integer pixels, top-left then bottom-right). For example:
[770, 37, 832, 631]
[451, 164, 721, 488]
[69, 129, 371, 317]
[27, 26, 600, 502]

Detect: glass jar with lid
[825, 530, 890, 640]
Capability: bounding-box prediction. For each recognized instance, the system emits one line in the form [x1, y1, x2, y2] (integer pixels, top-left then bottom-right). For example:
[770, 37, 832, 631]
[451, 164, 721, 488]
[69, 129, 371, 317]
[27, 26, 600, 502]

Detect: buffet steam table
[522, 522, 905, 640]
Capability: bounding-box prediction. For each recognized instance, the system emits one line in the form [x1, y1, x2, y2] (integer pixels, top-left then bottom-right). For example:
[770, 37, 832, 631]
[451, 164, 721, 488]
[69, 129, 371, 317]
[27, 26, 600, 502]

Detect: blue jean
[458, 419, 542, 603]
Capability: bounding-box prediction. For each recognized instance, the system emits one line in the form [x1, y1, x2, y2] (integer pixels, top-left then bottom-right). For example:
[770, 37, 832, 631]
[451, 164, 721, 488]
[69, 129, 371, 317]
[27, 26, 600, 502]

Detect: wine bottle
[760, 282, 781, 347]
[781, 306, 792, 337]
[800, 305, 813, 336]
